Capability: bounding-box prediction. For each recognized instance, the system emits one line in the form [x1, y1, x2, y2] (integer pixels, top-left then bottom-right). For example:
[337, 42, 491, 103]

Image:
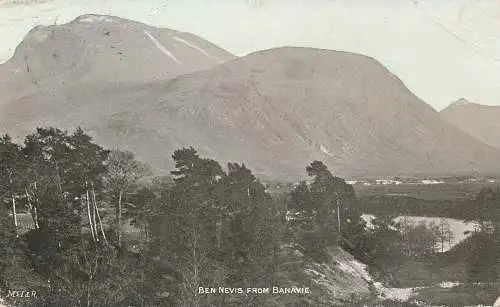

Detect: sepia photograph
[0, 0, 500, 306]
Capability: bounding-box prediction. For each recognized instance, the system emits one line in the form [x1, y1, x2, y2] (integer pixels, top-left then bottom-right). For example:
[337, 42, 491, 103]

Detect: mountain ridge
[0, 14, 235, 96]
[2, 21, 500, 179]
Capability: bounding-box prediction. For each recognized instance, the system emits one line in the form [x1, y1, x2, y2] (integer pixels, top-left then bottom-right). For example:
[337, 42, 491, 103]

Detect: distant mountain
[2, 42, 500, 179]
[0, 14, 234, 98]
[441, 99, 500, 150]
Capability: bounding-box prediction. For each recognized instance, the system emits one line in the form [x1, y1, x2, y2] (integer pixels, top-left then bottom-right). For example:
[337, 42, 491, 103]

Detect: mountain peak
[441, 99, 500, 150]
[3, 22, 500, 178]
[72, 14, 122, 24]
[1, 14, 235, 86]
[451, 98, 472, 106]
[445, 98, 500, 110]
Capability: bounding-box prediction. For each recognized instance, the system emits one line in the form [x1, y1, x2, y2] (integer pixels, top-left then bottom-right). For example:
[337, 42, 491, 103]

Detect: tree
[22, 127, 109, 244]
[287, 161, 357, 257]
[150, 147, 226, 307]
[465, 232, 498, 283]
[103, 149, 150, 248]
[0, 128, 160, 306]
[364, 216, 405, 285]
[399, 220, 441, 259]
[288, 181, 313, 213]
[0, 135, 24, 236]
[25, 232, 157, 306]
[465, 188, 500, 231]
[437, 218, 454, 253]
[150, 148, 281, 306]
[464, 188, 500, 283]
[217, 163, 276, 288]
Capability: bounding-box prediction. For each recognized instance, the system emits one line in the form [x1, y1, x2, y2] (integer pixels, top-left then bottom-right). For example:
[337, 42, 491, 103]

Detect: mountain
[0, 14, 234, 99]
[2, 42, 500, 179]
[441, 99, 500, 150]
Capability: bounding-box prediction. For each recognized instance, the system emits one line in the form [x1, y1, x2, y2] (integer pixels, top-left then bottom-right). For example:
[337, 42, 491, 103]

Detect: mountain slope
[441, 99, 500, 150]
[2, 46, 500, 179]
[0, 14, 234, 101]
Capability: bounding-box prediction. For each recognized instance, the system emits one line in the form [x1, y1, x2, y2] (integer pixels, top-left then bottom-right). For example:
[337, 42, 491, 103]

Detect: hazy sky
[0, 0, 499, 110]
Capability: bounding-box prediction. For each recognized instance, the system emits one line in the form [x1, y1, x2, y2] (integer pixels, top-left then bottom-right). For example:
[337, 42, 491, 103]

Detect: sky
[0, 0, 499, 110]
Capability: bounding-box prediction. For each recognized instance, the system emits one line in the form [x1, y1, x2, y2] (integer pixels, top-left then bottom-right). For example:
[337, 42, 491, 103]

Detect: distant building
[375, 179, 401, 185]
[420, 179, 444, 185]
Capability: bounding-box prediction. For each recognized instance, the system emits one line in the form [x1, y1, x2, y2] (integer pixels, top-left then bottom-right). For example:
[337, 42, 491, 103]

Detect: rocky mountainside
[441, 98, 500, 150]
[2, 21, 500, 179]
[0, 14, 234, 100]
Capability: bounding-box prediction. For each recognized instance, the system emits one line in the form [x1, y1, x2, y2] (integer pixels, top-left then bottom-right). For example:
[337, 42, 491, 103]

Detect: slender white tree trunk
[25, 189, 39, 230]
[90, 184, 98, 242]
[25, 190, 33, 225]
[11, 194, 18, 237]
[33, 206, 39, 229]
[55, 161, 63, 198]
[92, 184, 108, 245]
[337, 201, 341, 232]
[441, 223, 445, 253]
[86, 184, 96, 242]
[117, 189, 123, 248]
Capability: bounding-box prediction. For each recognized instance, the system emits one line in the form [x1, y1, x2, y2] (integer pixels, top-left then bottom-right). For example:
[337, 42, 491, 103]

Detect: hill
[2, 42, 500, 179]
[441, 98, 500, 150]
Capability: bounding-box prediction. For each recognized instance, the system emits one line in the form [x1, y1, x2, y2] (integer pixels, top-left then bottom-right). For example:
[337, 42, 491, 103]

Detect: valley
[0, 11, 499, 307]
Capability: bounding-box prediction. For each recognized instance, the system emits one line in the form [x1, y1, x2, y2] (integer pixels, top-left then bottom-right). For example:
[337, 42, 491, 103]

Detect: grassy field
[392, 260, 468, 288]
[354, 182, 499, 201]
[412, 283, 499, 306]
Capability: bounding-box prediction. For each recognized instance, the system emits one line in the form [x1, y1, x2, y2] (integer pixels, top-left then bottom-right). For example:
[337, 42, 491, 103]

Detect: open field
[355, 182, 499, 201]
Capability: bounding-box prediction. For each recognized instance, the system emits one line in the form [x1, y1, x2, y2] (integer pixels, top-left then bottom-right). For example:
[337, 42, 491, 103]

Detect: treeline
[359, 194, 498, 221]
[276, 161, 455, 285]
[0, 128, 154, 306]
[360, 189, 500, 285]
[1, 127, 499, 306]
[0, 127, 369, 306]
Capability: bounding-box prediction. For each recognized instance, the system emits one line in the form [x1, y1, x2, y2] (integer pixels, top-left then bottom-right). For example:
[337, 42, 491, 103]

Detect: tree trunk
[11, 194, 18, 237]
[33, 206, 39, 229]
[32, 182, 42, 229]
[55, 161, 63, 198]
[216, 214, 222, 251]
[337, 201, 341, 232]
[192, 222, 199, 307]
[92, 184, 108, 245]
[25, 189, 38, 230]
[90, 184, 98, 243]
[441, 223, 444, 253]
[117, 190, 123, 248]
[86, 185, 96, 242]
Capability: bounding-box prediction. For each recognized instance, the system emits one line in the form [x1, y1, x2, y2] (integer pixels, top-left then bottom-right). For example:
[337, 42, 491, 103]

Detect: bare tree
[86, 181, 96, 242]
[92, 182, 108, 245]
[437, 218, 454, 253]
[103, 150, 149, 248]
[7, 170, 18, 237]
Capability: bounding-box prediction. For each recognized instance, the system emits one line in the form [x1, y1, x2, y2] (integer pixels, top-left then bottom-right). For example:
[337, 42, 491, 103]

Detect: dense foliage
[0, 129, 283, 306]
[1, 126, 499, 306]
